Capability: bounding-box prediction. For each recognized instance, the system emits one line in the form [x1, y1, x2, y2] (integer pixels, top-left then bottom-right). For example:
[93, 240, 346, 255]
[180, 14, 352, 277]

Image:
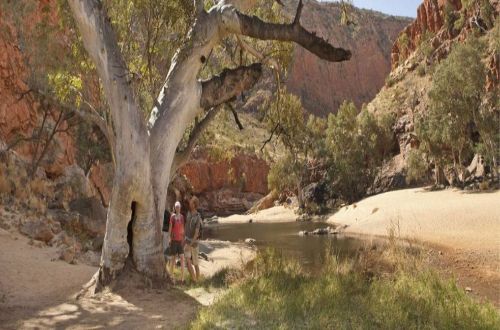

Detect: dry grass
[192, 244, 500, 329]
[0, 174, 12, 196]
[28, 195, 47, 214]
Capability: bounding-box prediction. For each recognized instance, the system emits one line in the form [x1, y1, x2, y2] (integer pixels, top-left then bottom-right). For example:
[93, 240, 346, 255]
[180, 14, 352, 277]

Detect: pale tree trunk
[69, 0, 350, 289]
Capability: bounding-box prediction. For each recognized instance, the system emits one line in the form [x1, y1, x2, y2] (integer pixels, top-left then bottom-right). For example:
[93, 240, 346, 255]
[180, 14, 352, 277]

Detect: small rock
[48, 220, 62, 235]
[20, 218, 55, 243]
[298, 230, 309, 236]
[59, 246, 76, 264]
[244, 238, 256, 245]
[199, 252, 209, 261]
[465, 287, 472, 292]
[312, 228, 329, 235]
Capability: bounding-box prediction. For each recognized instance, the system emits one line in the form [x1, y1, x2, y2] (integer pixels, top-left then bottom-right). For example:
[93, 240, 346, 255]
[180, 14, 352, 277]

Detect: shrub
[406, 149, 428, 184]
[417, 38, 487, 184]
[325, 102, 392, 202]
[416, 64, 426, 76]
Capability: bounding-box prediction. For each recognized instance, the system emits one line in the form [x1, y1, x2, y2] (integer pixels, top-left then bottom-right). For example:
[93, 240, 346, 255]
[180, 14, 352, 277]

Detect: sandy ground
[327, 188, 500, 252]
[327, 187, 500, 306]
[219, 205, 298, 223]
[0, 228, 254, 329]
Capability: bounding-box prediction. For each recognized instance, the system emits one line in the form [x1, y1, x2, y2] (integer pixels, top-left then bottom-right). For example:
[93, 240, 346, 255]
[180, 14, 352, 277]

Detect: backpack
[162, 210, 171, 232]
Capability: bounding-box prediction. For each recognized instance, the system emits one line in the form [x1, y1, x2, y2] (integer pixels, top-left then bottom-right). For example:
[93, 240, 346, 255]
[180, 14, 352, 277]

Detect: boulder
[370, 155, 408, 194]
[79, 250, 101, 267]
[247, 190, 278, 214]
[20, 218, 54, 243]
[52, 165, 94, 209]
[301, 182, 330, 213]
[49, 231, 73, 247]
[59, 246, 76, 264]
[69, 197, 107, 237]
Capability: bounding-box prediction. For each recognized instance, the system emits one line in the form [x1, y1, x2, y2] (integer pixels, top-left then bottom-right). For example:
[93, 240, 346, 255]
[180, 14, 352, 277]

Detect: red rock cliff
[286, 0, 411, 116]
[391, 0, 462, 67]
[178, 149, 270, 216]
[0, 1, 77, 177]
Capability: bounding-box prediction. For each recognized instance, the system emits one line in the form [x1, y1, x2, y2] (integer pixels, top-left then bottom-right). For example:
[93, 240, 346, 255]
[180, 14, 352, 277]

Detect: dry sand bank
[218, 205, 298, 223]
[0, 228, 254, 329]
[327, 188, 500, 252]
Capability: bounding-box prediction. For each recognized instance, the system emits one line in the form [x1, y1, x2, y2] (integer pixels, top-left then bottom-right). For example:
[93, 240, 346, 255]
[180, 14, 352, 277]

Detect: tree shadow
[6, 280, 200, 329]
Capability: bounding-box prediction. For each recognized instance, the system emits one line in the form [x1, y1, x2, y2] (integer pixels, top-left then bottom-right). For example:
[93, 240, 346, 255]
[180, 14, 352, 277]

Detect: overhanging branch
[222, 3, 351, 62]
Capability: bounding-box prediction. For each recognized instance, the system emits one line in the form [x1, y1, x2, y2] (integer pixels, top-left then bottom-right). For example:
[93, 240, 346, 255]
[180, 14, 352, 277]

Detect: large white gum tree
[67, 0, 351, 289]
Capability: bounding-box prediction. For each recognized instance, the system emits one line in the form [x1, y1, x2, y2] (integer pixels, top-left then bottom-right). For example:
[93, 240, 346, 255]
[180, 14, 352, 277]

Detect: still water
[204, 221, 367, 271]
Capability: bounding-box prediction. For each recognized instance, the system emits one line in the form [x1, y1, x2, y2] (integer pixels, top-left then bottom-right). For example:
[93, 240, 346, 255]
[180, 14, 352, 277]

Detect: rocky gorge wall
[285, 0, 411, 116]
[369, 0, 500, 193]
[177, 149, 270, 216]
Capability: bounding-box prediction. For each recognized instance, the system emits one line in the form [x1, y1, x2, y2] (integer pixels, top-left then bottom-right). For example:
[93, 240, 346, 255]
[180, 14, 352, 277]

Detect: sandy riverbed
[327, 187, 500, 253]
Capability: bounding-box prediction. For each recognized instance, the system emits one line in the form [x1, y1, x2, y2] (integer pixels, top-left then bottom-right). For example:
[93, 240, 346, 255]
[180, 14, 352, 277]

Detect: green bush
[325, 102, 393, 202]
[406, 149, 428, 184]
[417, 38, 487, 184]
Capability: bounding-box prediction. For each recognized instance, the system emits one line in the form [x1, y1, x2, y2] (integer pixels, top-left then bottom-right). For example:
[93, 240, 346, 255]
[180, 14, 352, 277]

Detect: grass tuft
[191, 247, 500, 329]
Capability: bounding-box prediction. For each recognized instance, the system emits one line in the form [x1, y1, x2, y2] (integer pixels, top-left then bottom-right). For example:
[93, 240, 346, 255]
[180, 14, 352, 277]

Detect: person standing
[185, 196, 202, 282]
[162, 208, 171, 267]
[168, 201, 185, 283]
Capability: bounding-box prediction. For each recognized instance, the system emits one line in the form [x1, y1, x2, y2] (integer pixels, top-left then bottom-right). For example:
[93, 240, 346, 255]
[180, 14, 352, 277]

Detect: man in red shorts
[168, 201, 185, 283]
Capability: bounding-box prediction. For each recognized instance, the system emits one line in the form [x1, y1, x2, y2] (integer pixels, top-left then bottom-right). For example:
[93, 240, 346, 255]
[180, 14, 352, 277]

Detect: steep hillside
[285, 0, 411, 116]
[369, 0, 499, 192]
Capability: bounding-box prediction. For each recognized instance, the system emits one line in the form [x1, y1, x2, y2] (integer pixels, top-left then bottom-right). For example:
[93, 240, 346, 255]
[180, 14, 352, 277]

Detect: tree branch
[221, 4, 351, 62]
[171, 106, 223, 175]
[294, 0, 304, 25]
[68, 0, 147, 159]
[200, 63, 262, 109]
[227, 103, 244, 130]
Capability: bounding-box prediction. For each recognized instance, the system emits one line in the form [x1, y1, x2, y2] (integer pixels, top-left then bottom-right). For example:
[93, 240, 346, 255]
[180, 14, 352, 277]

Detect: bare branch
[236, 35, 280, 71]
[294, 0, 304, 25]
[260, 123, 281, 152]
[227, 103, 244, 130]
[200, 63, 262, 109]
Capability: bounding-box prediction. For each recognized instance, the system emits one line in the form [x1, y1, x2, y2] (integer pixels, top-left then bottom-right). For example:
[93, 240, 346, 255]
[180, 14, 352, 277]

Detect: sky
[320, 0, 422, 18]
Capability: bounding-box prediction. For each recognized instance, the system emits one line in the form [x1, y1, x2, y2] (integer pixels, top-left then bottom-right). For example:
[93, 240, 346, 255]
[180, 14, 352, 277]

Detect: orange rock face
[286, 2, 410, 116]
[391, 0, 463, 68]
[179, 150, 269, 195]
[178, 149, 270, 215]
[0, 1, 77, 177]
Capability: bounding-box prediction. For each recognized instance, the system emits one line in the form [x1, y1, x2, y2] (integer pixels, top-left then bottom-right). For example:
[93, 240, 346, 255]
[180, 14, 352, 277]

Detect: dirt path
[0, 228, 254, 329]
